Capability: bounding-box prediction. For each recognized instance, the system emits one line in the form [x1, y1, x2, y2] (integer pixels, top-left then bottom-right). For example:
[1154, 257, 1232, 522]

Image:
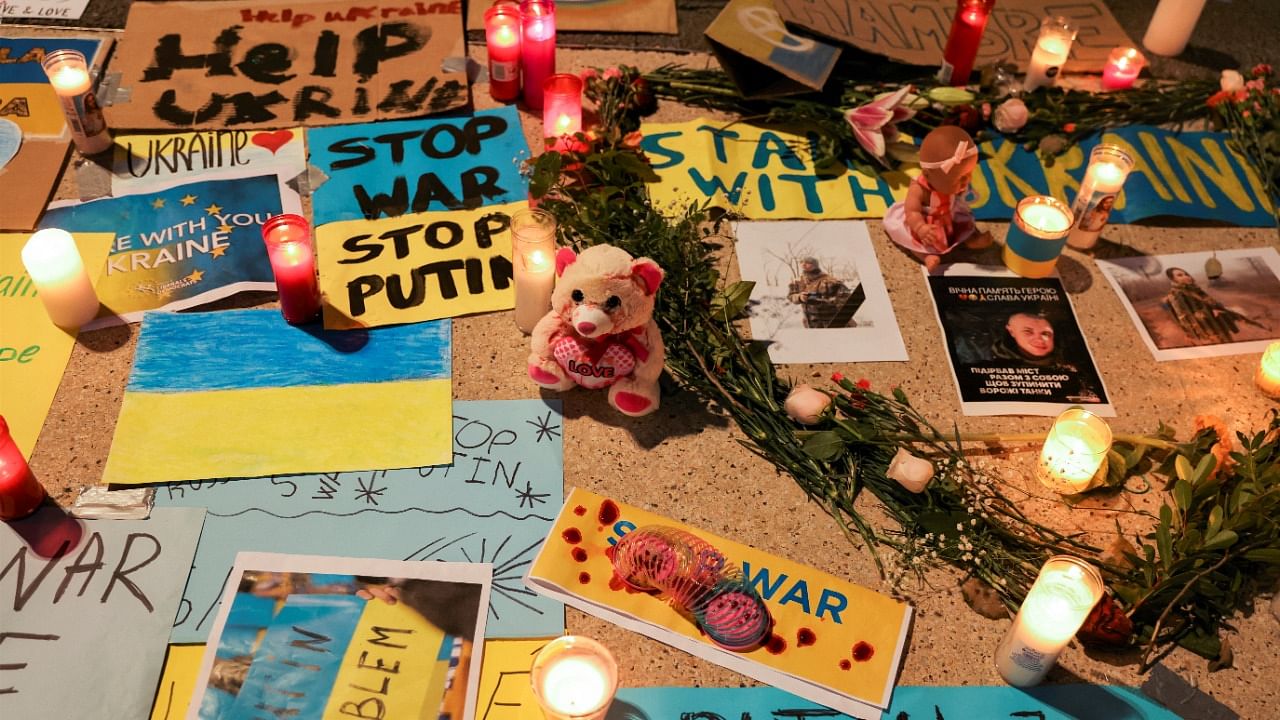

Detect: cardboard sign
[0, 37, 107, 231]
[111, 128, 306, 215]
[0, 232, 111, 458]
[307, 106, 530, 225]
[0, 506, 206, 719]
[105, 0, 467, 130]
[155, 399, 566, 643]
[925, 264, 1113, 417]
[316, 200, 520, 329]
[527, 488, 913, 719]
[103, 310, 453, 484]
[640, 121, 1278, 226]
[705, 0, 842, 97]
[466, 0, 677, 34]
[775, 0, 1131, 72]
[190, 553, 489, 720]
[39, 175, 282, 327]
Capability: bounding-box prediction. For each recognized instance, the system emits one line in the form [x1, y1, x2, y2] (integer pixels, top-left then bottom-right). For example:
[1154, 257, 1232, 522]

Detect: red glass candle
[543, 73, 583, 148]
[0, 416, 45, 520]
[261, 214, 321, 325]
[1101, 47, 1145, 90]
[521, 0, 556, 110]
[486, 1, 522, 102]
[938, 0, 996, 86]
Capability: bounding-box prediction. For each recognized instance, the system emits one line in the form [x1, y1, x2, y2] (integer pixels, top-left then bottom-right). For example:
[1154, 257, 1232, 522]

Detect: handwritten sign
[154, 399, 564, 643]
[103, 309, 453, 485]
[307, 106, 530, 224]
[39, 176, 283, 327]
[527, 488, 912, 719]
[775, 0, 1131, 71]
[0, 0, 90, 20]
[0, 506, 205, 719]
[641, 121, 1277, 226]
[0, 232, 111, 458]
[105, 0, 467, 130]
[316, 201, 520, 329]
[112, 128, 306, 214]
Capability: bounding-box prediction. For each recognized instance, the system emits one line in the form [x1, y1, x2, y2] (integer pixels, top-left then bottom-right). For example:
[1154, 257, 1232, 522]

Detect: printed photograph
[190, 553, 490, 720]
[736, 220, 908, 363]
[1098, 248, 1280, 361]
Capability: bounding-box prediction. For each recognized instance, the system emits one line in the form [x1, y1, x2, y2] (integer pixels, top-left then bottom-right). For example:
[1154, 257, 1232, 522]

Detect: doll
[884, 125, 992, 270]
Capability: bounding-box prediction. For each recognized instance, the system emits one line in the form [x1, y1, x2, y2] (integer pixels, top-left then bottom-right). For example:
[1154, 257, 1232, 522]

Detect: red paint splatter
[598, 500, 620, 526]
[839, 659, 852, 671]
[603, 545, 616, 561]
[578, 572, 591, 584]
[765, 634, 787, 654]
[797, 628, 816, 647]
[562, 528, 582, 544]
[852, 641, 875, 662]
[573, 505, 587, 516]
[572, 547, 588, 562]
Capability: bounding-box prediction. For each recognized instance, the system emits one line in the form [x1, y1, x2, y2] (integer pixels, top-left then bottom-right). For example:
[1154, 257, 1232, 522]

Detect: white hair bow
[919, 140, 977, 174]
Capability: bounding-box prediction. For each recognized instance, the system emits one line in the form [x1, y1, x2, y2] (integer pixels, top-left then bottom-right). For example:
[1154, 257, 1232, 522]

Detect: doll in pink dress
[883, 125, 992, 270]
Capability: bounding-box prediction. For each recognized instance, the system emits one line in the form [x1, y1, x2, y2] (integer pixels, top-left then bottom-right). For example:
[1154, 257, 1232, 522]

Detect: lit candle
[542, 73, 583, 149]
[41, 49, 112, 155]
[937, 0, 996, 86]
[0, 415, 46, 520]
[1257, 342, 1280, 400]
[996, 556, 1104, 686]
[521, 0, 557, 110]
[1067, 144, 1134, 250]
[530, 636, 618, 720]
[485, 1, 522, 102]
[1101, 47, 1146, 91]
[21, 228, 100, 329]
[512, 208, 557, 334]
[1142, 0, 1207, 57]
[260, 214, 321, 325]
[1002, 195, 1074, 278]
[1036, 408, 1112, 494]
[1023, 16, 1077, 92]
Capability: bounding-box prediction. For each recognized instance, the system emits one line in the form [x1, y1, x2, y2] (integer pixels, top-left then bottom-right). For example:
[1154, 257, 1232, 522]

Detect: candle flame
[1263, 342, 1280, 375]
[556, 114, 572, 133]
[495, 25, 516, 45]
[528, 248, 552, 270]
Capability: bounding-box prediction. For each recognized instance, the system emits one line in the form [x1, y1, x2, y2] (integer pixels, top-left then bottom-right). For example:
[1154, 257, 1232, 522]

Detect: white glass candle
[512, 209, 558, 334]
[41, 49, 112, 155]
[1036, 408, 1112, 494]
[996, 556, 1104, 686]
[1256, 342, 1280, 400]
[1142, 0, 1207, 57]
[1024, 17, 1077, 91]
[1068, 144, 1134, 250]
[21, 228, 100, 329]
[531, 636, 618, 720]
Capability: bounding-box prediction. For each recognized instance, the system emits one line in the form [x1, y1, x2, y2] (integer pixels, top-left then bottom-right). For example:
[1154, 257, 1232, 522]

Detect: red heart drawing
[251, 130, 293, 155]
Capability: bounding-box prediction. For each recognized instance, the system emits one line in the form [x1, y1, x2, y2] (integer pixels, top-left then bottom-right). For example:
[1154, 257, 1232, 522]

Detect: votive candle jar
[1036, 407, 1112, 494]
[996, 556, 1105, 686]
[1024, 17, 1077, 91]
[261, 214, 321, 325]
[41, 49, 112, 155]
[1067, 144, 1134, 250]
[530, 635, 618, 720]
[1002, 195, 1074, 278]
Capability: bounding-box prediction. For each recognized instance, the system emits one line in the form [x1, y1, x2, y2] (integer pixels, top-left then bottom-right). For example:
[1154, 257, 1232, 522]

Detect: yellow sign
[474, 639, 548, 720]
[149, 644, 202, 720]
[316, 201, 522, 330]
[0, 232, 111, 457]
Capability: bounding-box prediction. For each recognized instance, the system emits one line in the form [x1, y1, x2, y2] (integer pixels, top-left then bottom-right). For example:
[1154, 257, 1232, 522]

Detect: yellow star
[204, 203, 222, 215]
[210, 244, 229, 258]
[180, 194, 198, 206]
[186, 269, 205, 283]
[217, 224, 233, 233]
[151, 198, 166, 209]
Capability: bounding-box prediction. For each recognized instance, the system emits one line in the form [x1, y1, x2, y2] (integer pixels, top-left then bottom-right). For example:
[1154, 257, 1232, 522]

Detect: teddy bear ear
[631, 258, 664, 296]
[555, 248, 577, 277]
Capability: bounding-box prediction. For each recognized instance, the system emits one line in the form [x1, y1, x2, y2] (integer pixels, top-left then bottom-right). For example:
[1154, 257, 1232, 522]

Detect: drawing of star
[525, 411, 561, 443]
[514, 481, 549, 509]
[354, 475, 386, 505]
[180, 194, 198, 206]
[185, 269, 204, 283]
[204, 203, 222, 215]
[210, 244, 229, 258]
[151, 198, 165, 209]
[217, 223, 233, 233]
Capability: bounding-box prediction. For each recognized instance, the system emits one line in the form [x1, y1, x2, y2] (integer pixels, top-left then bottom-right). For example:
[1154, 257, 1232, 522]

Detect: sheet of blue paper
[156, 399, 565, 644]
[0, 506, 205, 719]
[608, 685, 1179, 720]
[307, 106, 531, 224]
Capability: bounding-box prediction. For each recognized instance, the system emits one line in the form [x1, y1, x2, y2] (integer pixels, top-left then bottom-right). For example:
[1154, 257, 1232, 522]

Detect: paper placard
[705, 0, 842, 97]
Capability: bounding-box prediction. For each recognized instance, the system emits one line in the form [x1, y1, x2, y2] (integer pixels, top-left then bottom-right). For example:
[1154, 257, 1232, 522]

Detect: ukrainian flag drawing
[103, 309, 452, 485]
